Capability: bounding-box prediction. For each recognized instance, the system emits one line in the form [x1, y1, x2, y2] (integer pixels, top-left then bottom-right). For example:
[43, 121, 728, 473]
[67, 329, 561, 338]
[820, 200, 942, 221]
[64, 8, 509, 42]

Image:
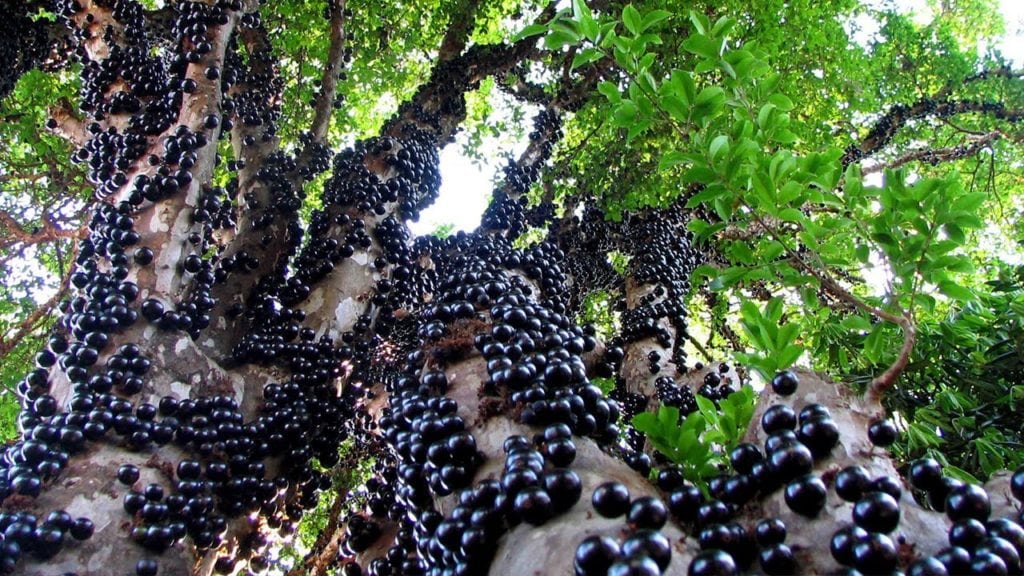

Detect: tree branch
[0, 209, 86, 255]
[299, 0, 348, 159]
[843, 98, 1024, 166]
[201, 16, 297, 357]
[45, 99, 89, 147]
[496, 70, 550, 104]
[862, 131, 1003, 174]
[437, 0, 481, 61]
[961, 65, 1024, 85]
[0, 244, 76, 358]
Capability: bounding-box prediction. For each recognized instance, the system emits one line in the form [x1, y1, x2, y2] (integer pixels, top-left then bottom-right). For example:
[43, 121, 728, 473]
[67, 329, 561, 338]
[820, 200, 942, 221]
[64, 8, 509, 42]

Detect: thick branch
[0, 210, 85, 254]
[201, 17, 295, 356]
[46, 100, 89, 148]
[437, 0, 481, 61]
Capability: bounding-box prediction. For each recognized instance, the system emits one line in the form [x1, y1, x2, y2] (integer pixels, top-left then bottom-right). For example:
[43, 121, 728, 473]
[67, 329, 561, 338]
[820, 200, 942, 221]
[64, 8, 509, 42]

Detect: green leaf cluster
[734, 298, 804, 379]
[632, 386, 756, 485]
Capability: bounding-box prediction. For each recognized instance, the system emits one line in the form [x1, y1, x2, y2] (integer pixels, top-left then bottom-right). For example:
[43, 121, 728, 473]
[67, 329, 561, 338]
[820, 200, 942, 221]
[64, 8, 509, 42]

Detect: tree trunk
[5, 2, 1022, 576]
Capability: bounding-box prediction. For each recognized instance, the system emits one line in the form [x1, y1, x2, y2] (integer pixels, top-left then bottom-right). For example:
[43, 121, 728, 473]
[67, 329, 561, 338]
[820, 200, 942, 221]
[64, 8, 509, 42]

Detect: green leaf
[695, 395, 717, 424]
[711, 15, 735, 37]
[641, 9, 672, 31]
[591, 377, 616, 395]
[682, 34, 721, 59]
[942, 223, 966, 243]
[688, 10, 709, 34]
[670, 69, 696, 105]
[571, 47, 604, 69]
[777, 345, 804, 369]
[863, 323, 886, 364]
[544, 27, 580, 50]
[632, 411, 660, 435]
[709, 134, 729, 163]
[695, 86, 725, 107]
[938, 280, 974, 302]
[659, 150, 687, 170]
[512, 23, 549, 42]
[661, 95, 688, 122]
[951, 192, 986, 214]
[778, 208, 803, 223]
[658, 405, 681, 428]
[757, 102, 776, 129]
[572, 0, 599, 41]
[768, 93, 794, 111]
[622, 5, 642, 35]
[772, 130, 797, 144]
[598, 81, 621, 102]
[612, 100, 639, 126]
[855, 244, 870, 263]
[840, 315, 872, 331]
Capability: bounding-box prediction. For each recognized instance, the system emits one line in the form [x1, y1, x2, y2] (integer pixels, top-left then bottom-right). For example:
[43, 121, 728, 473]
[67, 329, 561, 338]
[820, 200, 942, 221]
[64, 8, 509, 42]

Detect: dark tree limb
[0, 210, 85, 254]
[862, 130, 1003, 174]
[437, 0, 481, 61]
[297, 0, 349, 163]
[842, 98, 1024, 166]
[496, 71, 550, 104]
[961, 65, 1024, 85]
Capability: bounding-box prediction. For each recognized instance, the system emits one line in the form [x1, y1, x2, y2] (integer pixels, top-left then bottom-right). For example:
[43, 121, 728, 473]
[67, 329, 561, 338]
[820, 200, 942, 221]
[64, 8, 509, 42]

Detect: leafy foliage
[536, 0, 1023, 480]
[734, 298, 804, 380]
[633, 386, 756, 485]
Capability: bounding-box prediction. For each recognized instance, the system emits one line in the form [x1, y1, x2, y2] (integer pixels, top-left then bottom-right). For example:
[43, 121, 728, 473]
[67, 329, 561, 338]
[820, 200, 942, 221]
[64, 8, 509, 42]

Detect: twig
[687, 333, 714, 363]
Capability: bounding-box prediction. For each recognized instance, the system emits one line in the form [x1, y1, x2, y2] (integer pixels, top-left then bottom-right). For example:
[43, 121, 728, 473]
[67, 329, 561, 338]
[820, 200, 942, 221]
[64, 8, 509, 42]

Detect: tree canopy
[0, 0, 1023, 574]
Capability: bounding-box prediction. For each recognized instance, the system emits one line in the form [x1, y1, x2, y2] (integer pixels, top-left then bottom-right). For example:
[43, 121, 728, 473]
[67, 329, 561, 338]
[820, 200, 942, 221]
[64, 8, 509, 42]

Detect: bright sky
[408, 0, 1024, 237]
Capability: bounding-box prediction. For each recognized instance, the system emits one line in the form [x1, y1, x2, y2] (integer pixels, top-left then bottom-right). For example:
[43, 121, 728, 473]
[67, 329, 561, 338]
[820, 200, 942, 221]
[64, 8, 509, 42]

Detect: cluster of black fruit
[227, 9, 284, 142]
[0, 510, 94, 568]
[576, 481, 674, 575]
[0, 1, 380, 573]
[502, 107, 562, 197]
[0, 0, 64, 100]
[554, 203, 625, 315]
[654, 375, 698, 415]
[619, 206, 701, 373]
[481, 190, 533, 239]
[328, 228, 620, 575]
[608, 383, 649, 455]
[696, 368, 737, 403]
[419, 430, 583, 574]
[478, 106, 565, 237]
[613, 369, 1024, 575]
[283, 128, 440, 295]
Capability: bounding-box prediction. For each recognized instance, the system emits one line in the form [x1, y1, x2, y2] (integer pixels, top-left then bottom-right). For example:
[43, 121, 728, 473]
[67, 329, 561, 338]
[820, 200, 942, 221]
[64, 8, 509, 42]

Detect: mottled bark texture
[8, 2, 1022, 576]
